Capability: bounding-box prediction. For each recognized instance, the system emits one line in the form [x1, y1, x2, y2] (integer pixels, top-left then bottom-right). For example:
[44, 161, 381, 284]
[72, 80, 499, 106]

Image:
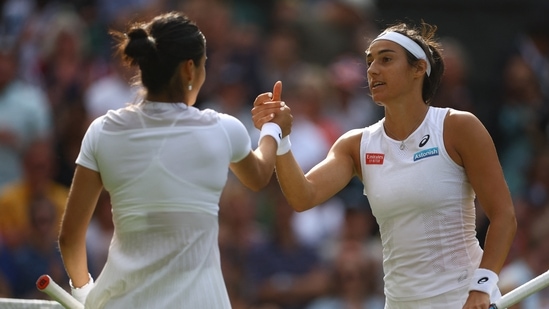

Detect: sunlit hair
[110, 12, 206, 97]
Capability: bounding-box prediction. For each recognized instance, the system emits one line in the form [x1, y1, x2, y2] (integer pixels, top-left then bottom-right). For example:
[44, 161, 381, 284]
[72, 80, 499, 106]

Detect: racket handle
[36, 274, 85, 309]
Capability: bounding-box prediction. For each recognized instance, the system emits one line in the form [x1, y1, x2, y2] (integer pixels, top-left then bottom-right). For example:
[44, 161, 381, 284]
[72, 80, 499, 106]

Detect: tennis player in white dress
[58, 11, 292, 309]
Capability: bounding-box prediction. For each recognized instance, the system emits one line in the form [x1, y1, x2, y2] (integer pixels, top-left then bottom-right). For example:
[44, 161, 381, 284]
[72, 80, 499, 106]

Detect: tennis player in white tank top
[361, 106, 485, 307]
[252, 22, 516, 309]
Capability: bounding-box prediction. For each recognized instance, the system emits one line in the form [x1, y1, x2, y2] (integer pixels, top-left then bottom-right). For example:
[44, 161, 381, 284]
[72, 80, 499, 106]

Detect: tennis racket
[36, 274, 84, 309]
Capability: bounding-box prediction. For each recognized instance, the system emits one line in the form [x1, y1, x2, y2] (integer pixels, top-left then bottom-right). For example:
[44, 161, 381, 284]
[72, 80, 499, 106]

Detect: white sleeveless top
[360, 106, 483, 301]
[76, 102, 251, 308]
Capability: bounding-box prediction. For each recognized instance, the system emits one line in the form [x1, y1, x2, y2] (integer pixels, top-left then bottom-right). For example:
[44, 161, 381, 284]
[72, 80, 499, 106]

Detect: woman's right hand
[252, 81, 292, 137]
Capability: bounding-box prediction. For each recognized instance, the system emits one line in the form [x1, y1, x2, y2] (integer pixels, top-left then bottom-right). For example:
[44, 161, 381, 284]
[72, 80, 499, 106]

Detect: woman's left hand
[462, 291, 491, 309]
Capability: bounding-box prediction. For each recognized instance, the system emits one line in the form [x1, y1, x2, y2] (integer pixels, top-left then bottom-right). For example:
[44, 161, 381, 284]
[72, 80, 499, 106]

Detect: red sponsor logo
[365, 153, 384, 165]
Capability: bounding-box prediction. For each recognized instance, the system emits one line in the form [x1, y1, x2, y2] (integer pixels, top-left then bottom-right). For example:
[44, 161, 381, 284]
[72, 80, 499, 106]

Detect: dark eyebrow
[365, 48, 397, 59]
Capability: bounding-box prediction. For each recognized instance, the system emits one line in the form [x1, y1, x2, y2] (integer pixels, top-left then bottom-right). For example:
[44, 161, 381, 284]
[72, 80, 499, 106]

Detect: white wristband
[70, 273, 95, 304]
[469, 268, 499, 296]
[277, 136, 291, 156]
[259, 122, 282, 147]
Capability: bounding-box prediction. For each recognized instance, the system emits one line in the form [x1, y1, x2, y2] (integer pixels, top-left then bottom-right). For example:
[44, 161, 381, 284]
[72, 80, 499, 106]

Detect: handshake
[252, 80, 293, 156]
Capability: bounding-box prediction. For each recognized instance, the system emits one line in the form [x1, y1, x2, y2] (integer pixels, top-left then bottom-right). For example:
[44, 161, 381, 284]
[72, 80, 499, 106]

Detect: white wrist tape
[277, 136, 291, 156]
[259, 122, 282, 147]
[70, 273, 95, 304]
[469, 268, 499, 296]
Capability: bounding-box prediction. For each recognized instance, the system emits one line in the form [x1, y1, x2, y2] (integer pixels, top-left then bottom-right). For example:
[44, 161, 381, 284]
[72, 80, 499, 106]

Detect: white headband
[372, 31, 431, 76]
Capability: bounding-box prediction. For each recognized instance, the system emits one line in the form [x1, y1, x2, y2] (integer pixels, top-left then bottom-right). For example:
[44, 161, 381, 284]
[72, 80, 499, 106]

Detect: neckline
[140, 100, 189, 110]
[383, 106, 429, 150]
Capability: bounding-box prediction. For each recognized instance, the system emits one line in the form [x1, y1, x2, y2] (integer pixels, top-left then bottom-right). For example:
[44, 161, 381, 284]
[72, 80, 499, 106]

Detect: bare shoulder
[444, 108, 489, 138]
[444, 109, 494, 166]
[330, 128, 364, 177]
[445, 109, 482, 127]
[339, 128, 364, 140]
[333, 128, 363, 150]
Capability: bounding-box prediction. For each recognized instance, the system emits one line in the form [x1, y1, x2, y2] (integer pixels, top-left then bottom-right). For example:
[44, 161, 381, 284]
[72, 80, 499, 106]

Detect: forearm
[479, 210, 517, 273]
[252, 137, 278, 184]
[59, 237, 90, 287]
[231, 137, 278, 191]
[274, 152, 315, 212]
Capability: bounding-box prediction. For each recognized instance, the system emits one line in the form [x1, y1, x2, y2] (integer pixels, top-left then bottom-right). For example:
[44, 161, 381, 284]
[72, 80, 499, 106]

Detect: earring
[188, 84, 192, 91]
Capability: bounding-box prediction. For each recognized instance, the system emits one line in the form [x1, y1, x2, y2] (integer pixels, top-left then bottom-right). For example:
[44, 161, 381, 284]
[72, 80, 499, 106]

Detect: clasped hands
[252, 81, 292, 138]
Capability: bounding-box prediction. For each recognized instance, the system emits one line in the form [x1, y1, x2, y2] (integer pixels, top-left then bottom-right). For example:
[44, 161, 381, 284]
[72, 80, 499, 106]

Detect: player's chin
[369, 91, 384, 103]
[370, 95, 385, 107]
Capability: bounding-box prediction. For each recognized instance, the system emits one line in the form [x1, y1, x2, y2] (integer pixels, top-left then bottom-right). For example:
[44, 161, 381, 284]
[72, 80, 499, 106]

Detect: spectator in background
[511, 5, 549, 105]
[35, 9, 91, 187]
[297, 0, 378, 65]
[280, 67, 332, 172]
[3, 0, 67, 86]
[496, 55, 546, 198]
[327, 55, 382, 133]
[37, 8, 88, 111]
[0, 42, 52, 190]
[0, 272, 12, 297]
[179, 0, 248, 104]
[0, 138, 67, 250]
[257, 25, 310, 94]
[201, 62, 260, 147]
[521, 147, 549, 222]
[95, 0, 163, 28]
[431, 37, 476, 113]
[306, 239, 384, 309]
[245, 187, 330, 309]
[499, 205, 549, 309]
[218, 176, 267, 309]
[84, 58, 139, 123]
[275, 68, 346, 250]
[0, 195, 68, 299]
[319, 205, 382, 268]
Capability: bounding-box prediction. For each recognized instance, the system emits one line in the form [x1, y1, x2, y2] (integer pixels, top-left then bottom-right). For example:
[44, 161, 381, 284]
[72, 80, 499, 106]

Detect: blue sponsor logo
[413, 147, 439, 161]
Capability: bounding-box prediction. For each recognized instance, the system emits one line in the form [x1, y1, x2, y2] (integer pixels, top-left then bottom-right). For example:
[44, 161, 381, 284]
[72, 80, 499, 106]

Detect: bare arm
[230, 137, 279, 191]
[275, 130, 362, 212]
[445, 111, 517, 309]
[58, 165, 103, 288]
[446, 110, 516, 273]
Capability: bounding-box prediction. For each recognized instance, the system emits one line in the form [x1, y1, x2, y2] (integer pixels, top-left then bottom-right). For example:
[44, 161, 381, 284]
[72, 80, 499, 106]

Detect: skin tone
[253, 39, 516, 309]
[59, 52, 291, 288]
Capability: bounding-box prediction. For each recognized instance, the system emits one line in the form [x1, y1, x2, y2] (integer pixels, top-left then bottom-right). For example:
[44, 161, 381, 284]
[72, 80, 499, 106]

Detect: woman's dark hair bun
[124, 27, 157, 65]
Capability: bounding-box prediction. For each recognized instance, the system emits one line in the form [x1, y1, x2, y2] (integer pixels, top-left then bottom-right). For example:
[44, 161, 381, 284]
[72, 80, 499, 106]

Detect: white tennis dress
[360, 107, 484, 306]
[76, 101, 251, 308]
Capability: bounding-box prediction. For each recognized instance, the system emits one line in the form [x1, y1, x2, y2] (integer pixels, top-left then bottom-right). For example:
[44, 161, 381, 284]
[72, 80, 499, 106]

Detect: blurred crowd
[0, 0, 548, 308]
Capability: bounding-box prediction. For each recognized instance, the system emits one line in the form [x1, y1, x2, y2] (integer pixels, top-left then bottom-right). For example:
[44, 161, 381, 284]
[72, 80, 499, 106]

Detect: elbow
[242, 177, 271, 192]
[492, 208, 517, 236]
[246, 183, 263, 192]
[58, 234, 68, 254]
[58, 230, 70, 249]
[58, 229, 78, 251]
[505, 206, 517, 233]
[509, 213, 518, 235]
[289, 201, 316, 213]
